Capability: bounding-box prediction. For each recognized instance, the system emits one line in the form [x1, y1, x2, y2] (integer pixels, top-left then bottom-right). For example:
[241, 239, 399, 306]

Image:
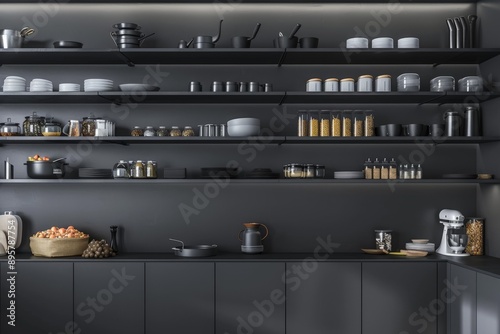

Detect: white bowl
[227, 124, 260, 137]
[372, 37, 394, 48]
[398, 37, 419, 48]
[346, 37, 368, 48]
[412, 239, 429, 244]
[227, 117, 260, 126]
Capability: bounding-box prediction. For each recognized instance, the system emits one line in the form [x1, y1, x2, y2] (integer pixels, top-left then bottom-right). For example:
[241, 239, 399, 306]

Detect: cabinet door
[362, 263, 437, 334]
[216, 262, 285, 334]
[145, 262, 214, 334]
[0, 262, 73, 334]
[74, 262, 144, 334]
[286, 262, 361, 334]
[477, 273, 500, 334]
[449, 264, 477, 334]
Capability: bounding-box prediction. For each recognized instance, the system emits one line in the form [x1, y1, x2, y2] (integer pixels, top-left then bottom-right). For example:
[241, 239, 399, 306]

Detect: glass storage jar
[353, 110, 364, 137]
[342, 111, 352, 137]
[304, 164, 315, 178]
[42, 119, 62, 136]
[465, 217, 484, 255]
[170, 126, 182, 137]
[23, 112, 44, 136]
[364, 158, 373, 179]
[146, 160, 158, 178]
[182, 126, 195, 137]
[156, 126, 169, 136]
[330, 111, 342, 137]
[364, 111, 375, 137]
[314, 165, 325, 178]
[308, 111, 319, 137]
[289, 164, 304, 178]
[320, 111, 330, 137]
[131, 126, 144, 136]
[144, 126, 156, 137]
[298, 110, 308, 137]
[82, 115, 100, 136]
[132, 160, 145, 178]
[0, 118, 21, 136]
[113, 160, 130, 179]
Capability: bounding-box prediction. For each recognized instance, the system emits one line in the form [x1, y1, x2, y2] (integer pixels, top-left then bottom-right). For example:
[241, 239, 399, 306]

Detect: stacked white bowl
[84, 79, 114, 92]
[227, 117, 260, 137]
[397, 73, 420, 92]
[430, 76, 455, 92]
[3, 76, 26, 92]
[346, 37, 369, 49]
[59, 83, 81, 92]
[30, 78, 53, 92]
[397, 37, 419, 48]
[458, 76, 483, 92]
[372, 37, 394, 48]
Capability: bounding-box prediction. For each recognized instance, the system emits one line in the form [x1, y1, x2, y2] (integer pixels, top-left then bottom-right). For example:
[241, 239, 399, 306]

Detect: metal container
[444, 111, 462, 136]
[112, 160, 130, 179]
[464, 106, 481, 136]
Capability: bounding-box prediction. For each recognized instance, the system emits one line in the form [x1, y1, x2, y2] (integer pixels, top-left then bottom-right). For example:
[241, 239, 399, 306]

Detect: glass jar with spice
[364, 111, 375, 137]
[23, 112, 45, 136]
[372, 158, 381, 179]
[465, 218, 484, 255]
[364, 158, 373, 179]
[156, 126, 169, 136]
[298, 110, 308, 137]
[353, 110, 364, 137]
[144, 126, 156, 137]
[131, 126, 144, 136]
[42, 119, 62, 136]
[330, 111, 342, 137]
[132, 160, 145, 178]
[146, 160, 157, 178]
[82, 115, 99, 136]
[380, 158, 389, 179]
[182, 126, 195, 137]
[320, 110, 330, 137]
[170, 126, 182, 137]
[342, 111, 352, 137]
[308, 110, 319, 137]
[389, 158, 398, 180]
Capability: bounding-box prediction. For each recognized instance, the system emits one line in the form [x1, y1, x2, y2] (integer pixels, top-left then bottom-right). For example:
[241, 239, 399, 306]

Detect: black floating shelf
[0, 179, 496, 184]
[0, 92, 104, 104]
[285, 136, 500, 144]
[0, 0, 481, 3]
[0, 49, 127, 65]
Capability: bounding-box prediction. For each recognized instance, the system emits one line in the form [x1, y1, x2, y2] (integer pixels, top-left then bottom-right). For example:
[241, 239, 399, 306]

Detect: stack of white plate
[334, 171, 364, 179]
[59, 83, 81, 92]
[29, 78, 53, 92]
[397, 37, 419, 48]
[84, 79, 114, 92]
[346, 37, 369, 49]
[372, 37, 394, 48]
[3, 76, 26, 92]
[406, 242, 435, 253]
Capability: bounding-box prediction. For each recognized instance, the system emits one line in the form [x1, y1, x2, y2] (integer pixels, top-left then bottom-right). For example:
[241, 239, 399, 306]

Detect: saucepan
[169, 238, 217, 257]
[1, 27, 35, 48]
[232, 23, 261, 48]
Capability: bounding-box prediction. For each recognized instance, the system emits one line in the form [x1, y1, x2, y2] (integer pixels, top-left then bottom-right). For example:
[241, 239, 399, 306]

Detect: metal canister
[198, 125, 204, 136]
[219, 124, 226, 137]
[444, 111, 462, 136]
[464, 106, 481, 137]
[146, 160, 157, 179]
[204, 124, 215, 137]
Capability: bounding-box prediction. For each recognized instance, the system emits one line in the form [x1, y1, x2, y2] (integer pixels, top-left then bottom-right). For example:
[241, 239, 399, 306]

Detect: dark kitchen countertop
[2, 252, 500, 279]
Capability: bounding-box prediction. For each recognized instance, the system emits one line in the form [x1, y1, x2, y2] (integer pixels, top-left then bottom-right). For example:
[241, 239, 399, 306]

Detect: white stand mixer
[436, 209, 470, 257]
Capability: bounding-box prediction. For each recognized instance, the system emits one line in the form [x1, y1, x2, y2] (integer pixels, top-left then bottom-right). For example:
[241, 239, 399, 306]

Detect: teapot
[190, 20, 223, 49]
[238, 222, 269, 254]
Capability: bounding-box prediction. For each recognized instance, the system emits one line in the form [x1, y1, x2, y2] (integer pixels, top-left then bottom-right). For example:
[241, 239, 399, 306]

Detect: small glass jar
[353, 110, 364, 137]
[42, 119, 62, 136]
[156, 126, 169, 136]
[364, 158, 373, 179]
[146, 160, 158, 179]
[342, 111, 352, 137]
[298, 110, 308, 137]
[304, 164, 315, 178]
[372, 158, 381, 180]
[113, 160, 130, 179]
[364, 111, 375, 137]
[283, 164, 290, 178]
[381, 158, 389, 180]
[132, 160, 145, 178]
[330, 111, 342, 137]
[170, 126, 182, 137]
[23, 112, 44, 136]
[289, 164, 304, 178]
[131, 126, 144, 136]
[375, 230, 392, 251]
[144, 126, 156, 137]
[182, 126, 195, 137]
[389, 159, 398, 180]
[320, 111, 330, 137]
[82, 115, 99, 136]
[315, 165, 325, 178]
[308, 111, 319, 137]
[0, 118, 21, 136]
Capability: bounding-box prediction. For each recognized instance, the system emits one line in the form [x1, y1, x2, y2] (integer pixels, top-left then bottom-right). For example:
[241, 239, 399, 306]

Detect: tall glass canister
[465, 218, 484, 255]
[320, 110, 330, 137]
[308, 110, 320, 137]
[298, 110, 308, 137]
[330, 111, 342, 137]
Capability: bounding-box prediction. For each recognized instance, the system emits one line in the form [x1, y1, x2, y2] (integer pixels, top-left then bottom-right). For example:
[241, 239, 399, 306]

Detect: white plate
[0, 212, 22, 248]
[5, 76, 26, 80]
[411, 239, 429, 244]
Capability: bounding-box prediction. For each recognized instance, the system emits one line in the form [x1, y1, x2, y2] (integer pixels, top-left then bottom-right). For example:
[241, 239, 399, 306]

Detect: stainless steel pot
[0, 27, 34, 48]
[170, 238, 217, 257]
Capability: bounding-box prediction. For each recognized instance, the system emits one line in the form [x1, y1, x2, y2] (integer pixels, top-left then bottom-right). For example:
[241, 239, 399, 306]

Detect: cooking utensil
[24, 160, 67, 179]
[20, 27, 35, 37]
[178, 38, 193, 48]
[53, 41, 83, 48]
[288, 23, 301, 38]
[231, 23, 261, 48]
[52, 157, 66, 163]
[468, 15, 477, 48]
[459, 16, 469, 48]
[446, 19, 456, 48]
[192, 19, 223, 49]
[113, 22, 141, 30]
[454, 17, 463, 48]
[169, 238, 217, 257]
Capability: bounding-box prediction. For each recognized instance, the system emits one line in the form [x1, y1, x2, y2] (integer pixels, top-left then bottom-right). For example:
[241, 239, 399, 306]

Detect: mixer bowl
[448, 234, 468, 253]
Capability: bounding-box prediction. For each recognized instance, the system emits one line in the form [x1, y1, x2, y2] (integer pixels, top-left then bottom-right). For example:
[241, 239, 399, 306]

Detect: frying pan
[169, 238, 217, 257]
[53, 41, 83, 48]
[113, 22, 141, 30]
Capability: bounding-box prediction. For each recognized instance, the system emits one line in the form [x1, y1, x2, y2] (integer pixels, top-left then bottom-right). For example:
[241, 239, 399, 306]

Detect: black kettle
[192, 20, 223, 49]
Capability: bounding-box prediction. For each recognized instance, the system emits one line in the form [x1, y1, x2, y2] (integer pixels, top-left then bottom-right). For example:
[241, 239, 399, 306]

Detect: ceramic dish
[119, 84, 160, 92]
[0, 212, 22, 248]
[411, 239, 429, 244]
[361, 248, 386, 254]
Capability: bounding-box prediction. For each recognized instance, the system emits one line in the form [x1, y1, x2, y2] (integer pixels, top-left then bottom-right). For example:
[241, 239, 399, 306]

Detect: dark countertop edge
[2, 252, 499, 279]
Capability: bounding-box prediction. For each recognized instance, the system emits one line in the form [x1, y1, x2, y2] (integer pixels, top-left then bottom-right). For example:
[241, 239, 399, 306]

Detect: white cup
[357, 75, 373, 92]
[324, 78, 339, 92]
[340, 78, 355, 92]
[376, 75, 392, 92]
[346, 37, 369, 49]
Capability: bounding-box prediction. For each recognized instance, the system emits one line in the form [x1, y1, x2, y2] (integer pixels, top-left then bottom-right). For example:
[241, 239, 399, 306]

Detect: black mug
[211, 81, 224, 92]
[429, 123, 445, 136]
[239, 82, 248, 92]
[249, 81, 260, 92]
[376, 125, 388, 137]
[299, 37, 319, 48]
[189, 81, 202, 92]
[232, 36, 251, 48]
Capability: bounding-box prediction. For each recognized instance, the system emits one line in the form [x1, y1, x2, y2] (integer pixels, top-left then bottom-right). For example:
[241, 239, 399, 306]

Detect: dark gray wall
[0, 2, 497, 256]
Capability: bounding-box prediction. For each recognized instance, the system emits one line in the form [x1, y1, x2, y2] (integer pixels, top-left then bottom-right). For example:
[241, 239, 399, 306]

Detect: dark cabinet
[286, 262, 361, 334]
[74, 262, 145, 334]
[362, 262, 438, 334]
[477, 273, 500, 334]
[216, 262, 285, 334]
[145, 262, 214, 334]
[0, 262, 73, 334]
[449, 264, 477, 334]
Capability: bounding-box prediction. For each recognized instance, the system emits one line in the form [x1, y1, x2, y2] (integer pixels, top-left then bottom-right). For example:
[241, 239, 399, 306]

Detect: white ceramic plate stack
[84, 79, 114, 92]
[334, 171, 364, 179]
[3, 76, 26, 92]
[59, 83, 81, 92]
[29, 78, 53, 92]
[372, 37, 394, 48]
[346, 37, 369, 49]
[397, 37, 419, 48]
[406, 241, 435, 253]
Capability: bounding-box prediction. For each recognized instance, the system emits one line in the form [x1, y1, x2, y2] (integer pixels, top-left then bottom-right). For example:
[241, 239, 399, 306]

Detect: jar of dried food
[42, 119, 62, 136]
[0, 118, 21, 136]
[364, 111, 375, 136]
[146, 160, 158, 178]
[372, 158, 381, 179]
[353, 110, 364, 137]
[330, 111, 342, 137]
[364, 158, 373, 179]
[131, 126, 144, 136]
[132, 160, 145, 178]
[156, 126, 169, 137]
[342, 111, 352, 137]
[289, 164, 304, 178]
[23, 112, 44, 136]
[182, 126, 195, 137]
[170, 126, 182, 137]
[298, 110, 308, 137]
[389, 158, 398, 180]
[82, 115, 99, 136]
[283, 164, 290, 178]
[375, 230, 392, 251]
[144, 126, 156, 137]
[465, 218, 484, 255]
[304, 164, 315, 178]
[315, 165, 325, 178]
[308, 111, 319, 137]
[320, 111, 330, 137]
[381, 158, 389, 179]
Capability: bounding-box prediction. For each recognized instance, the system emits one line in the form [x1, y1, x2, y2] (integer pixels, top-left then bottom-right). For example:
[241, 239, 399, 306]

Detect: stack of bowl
[227, 118, 260, 137]
[84, 79, 114, 92]
[29, 78, 53, 92]
[3, 76, 26, 92]
[111, 22, 144, 49]
[430, 76, 455, 92]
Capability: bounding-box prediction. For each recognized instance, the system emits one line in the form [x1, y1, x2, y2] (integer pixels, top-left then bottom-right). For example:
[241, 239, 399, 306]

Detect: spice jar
[342, 111, 352, 137]
[353, 110, 364, 137]
[170, 126, 182, 137]
[465, 218, 484, 255]
[320, 111, 330, 137]
[381, 158, 389, 179]
[289, 164, 304, 178]
[0, 118, 21, 136]
[156, 126, 169, 136]
[146, 160, 157, 179]
[308, 111, 319, 137]
[182, 126, 195, 137]
[389, 158, 398, 180]
[23, 112, 44, 136]
[372, 158, 381, 179]
[304, 164, 315, 178]
[364, 111, 375, 137]
[144, 126, 156, 137]
[42, 119, 62, 136]
[132, 160, 145, 178]
[298, 110, 308, 137]
[375, 230, 392, 251]
[131, 126, 144, 136]
[364, 158, 373, 179]
[82, 115, 99, 136]
[330, 111, 341, 137]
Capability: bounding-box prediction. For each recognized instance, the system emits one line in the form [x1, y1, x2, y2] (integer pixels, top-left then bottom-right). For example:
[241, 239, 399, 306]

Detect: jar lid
[445, 111, 460, 116]
[133, 125, 142, 128]
[340, 78, 354, 82]
[4, 118, 19, 126]
[305, 163, 315, 167]
[146, 126, 154, 128]
[374, 229, 392, 232]
[171, 126, 179, 129]
[159, 126, 167, 128]
[377, 74, 392, 79]
[307, 78, 322, 82]
[290, 163, 304, 167]
[315, 164, 325, 168]
[325, 78, 339, 82]
[358, 75, 374, 79]
[45, 121, 61, 126]
[184, 126, 193, 129]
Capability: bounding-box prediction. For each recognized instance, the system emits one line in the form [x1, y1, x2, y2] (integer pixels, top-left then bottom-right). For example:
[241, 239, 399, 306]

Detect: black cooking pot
[170, 238, 217, 257]
[25, 160, 67, 179]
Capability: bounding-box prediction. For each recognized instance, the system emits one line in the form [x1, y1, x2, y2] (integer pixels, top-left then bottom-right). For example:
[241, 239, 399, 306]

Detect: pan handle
[169, 238, 184, 250]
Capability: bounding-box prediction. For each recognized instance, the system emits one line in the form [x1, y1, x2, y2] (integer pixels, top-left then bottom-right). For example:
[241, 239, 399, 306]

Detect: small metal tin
[306, 78, 322, 92]
[264, 83, 273, 92]
[211, 81, 224, 92]
[198, 124, 204, 136]
[239, 82, 248, 92]
[189, 81, 202, 92]
[204, 124, 216, 137]
[249, 81, 260, 92]
[225, 81, 238, 92]
[219, 124, 226, 137]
